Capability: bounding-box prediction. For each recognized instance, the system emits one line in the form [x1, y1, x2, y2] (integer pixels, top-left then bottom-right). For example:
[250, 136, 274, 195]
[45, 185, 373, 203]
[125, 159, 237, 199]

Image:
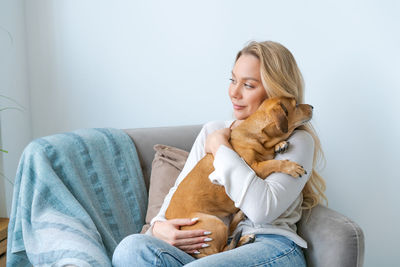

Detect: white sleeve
[208, 130, 314, 224]
[146, 123, 210, 235]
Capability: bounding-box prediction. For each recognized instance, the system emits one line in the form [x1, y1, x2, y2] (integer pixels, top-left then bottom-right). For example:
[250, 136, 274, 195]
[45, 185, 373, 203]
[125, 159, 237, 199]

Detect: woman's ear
[270, 103, 288, 133]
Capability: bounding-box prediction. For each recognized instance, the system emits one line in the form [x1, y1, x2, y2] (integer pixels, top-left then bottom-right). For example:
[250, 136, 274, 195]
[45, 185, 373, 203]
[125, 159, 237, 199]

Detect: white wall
[0, 0, 32, 217]
[2, 0, 400, 266]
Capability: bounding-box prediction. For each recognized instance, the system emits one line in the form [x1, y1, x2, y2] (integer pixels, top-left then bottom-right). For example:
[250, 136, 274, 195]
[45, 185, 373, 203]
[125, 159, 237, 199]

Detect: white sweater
[148, 120, 315, 248]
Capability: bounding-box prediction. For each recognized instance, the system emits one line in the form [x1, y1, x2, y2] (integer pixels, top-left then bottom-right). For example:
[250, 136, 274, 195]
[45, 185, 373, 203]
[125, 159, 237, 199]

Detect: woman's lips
[233, 104, 245, 110]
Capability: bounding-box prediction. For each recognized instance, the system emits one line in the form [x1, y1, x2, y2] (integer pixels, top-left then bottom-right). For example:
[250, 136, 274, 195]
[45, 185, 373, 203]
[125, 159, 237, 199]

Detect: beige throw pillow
[140, 144, 189, 233]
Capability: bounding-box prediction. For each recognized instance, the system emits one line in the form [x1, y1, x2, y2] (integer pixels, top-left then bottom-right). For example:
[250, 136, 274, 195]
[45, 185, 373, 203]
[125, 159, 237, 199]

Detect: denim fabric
[112, 234, 306, 267]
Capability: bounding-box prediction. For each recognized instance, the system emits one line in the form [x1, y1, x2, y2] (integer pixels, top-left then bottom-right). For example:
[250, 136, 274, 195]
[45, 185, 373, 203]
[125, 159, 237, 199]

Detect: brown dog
[165, 96, 313, 257]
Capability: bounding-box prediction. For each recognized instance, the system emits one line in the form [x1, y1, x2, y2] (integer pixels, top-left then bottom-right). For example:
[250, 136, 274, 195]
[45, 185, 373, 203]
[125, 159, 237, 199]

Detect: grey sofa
[124, 125, 365, 267]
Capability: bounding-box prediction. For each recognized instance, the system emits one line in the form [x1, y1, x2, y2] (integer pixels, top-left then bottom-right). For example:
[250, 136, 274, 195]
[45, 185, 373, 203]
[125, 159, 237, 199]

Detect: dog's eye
[280, 103, 289, 116]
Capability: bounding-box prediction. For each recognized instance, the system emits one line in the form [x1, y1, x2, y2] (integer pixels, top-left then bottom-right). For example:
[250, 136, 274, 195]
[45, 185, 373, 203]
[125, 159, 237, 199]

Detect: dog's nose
[310, 105, 314, 109]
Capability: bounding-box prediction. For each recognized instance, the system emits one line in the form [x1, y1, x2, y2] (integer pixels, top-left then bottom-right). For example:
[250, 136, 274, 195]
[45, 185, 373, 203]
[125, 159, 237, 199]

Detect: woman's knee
[267, 245, 306, 266]
[112, 234, 156, 266]
[113, 234, 195, 267]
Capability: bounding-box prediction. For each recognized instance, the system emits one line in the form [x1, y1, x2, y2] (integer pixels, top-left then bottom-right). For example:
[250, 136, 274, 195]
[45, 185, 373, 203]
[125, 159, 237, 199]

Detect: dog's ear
[271, 103, 288, 133]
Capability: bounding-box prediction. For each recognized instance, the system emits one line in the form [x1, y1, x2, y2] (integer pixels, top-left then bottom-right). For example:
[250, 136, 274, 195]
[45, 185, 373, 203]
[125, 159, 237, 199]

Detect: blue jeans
[112, 233, 306, 267]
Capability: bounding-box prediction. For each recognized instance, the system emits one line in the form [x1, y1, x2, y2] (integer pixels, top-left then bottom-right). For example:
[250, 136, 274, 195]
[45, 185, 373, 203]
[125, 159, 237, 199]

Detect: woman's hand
[205, 128, 233, 156]
[152, 219, 212, 255]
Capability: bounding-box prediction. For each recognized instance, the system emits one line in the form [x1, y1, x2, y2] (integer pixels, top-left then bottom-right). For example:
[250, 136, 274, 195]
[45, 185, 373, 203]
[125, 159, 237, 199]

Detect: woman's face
[229, 54, 268, 120]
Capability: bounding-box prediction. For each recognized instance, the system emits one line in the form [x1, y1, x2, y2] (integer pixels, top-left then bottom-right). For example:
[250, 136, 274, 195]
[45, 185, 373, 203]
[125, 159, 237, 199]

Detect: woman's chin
[233, 111, 248, 120]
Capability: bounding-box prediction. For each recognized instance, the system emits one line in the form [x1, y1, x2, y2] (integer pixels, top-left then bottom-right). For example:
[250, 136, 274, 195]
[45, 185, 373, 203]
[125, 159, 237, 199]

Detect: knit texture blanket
[7, 128, 148, 267]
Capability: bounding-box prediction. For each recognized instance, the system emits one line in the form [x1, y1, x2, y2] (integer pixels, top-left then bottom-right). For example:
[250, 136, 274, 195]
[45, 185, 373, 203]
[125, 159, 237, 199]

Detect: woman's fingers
[173, 230, 212, 254]
[170, 217, 199, 227]
[152, 218, 213, 253]
[170, 217, 211, 238]
[187, 250, 201, 255]
[173, 235, 212, 247]
[205, 128, 233, 156]
[179, 242, 210, 253]
[175, 229, 211, 239]
[177, 236, 212, 254]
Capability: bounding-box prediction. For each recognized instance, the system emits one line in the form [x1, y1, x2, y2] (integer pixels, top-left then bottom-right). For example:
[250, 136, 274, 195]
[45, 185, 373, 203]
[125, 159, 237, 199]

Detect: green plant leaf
[0, 94, 25, 110]
[0, 106, 24, 112]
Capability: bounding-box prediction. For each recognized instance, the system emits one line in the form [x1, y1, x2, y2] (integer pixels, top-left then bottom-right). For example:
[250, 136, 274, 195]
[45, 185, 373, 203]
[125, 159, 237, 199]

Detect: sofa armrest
[297, 204, 365, 267]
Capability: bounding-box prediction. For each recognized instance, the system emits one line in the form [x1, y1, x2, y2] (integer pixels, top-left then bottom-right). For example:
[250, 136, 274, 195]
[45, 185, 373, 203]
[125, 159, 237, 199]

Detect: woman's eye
[229, 78, 236, 84]
[244, 83, 254, 89]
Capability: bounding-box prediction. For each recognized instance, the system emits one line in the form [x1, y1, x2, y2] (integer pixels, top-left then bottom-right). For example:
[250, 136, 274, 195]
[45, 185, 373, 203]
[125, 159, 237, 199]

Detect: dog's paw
[238, 234, 256, 247]
[281, 160, 307, 178]
[275, 141, 289, 153]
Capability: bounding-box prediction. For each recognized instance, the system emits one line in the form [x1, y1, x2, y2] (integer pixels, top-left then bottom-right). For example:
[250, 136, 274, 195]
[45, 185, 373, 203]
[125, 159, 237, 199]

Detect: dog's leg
[224, 232, 255, 252]
[251, 159, 306, 179]
[223, 229, 242, 252]
[274, 141, 289, 153]
[228, 210, 245, 236]
[237, 234, 256, 247]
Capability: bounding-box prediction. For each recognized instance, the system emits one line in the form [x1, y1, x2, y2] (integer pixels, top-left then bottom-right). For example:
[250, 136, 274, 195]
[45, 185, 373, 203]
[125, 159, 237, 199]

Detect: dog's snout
[296, 103, 313, 110]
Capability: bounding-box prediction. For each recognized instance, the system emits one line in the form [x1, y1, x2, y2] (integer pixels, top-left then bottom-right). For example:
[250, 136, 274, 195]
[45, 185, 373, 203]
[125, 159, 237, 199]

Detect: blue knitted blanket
[7, 128, 148, 267]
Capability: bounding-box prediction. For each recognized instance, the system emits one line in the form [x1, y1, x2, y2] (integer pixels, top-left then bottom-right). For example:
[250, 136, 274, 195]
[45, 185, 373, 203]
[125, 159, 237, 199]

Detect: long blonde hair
[236, 40, 327, 210]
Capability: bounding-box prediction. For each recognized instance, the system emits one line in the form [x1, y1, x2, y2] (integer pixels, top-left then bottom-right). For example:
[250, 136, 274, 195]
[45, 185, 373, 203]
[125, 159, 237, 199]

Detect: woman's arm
[148, 121, 228, 254]
[149, 122, 217, 225]
[208, 130, 314, 224]
[150, 121, 232, 224]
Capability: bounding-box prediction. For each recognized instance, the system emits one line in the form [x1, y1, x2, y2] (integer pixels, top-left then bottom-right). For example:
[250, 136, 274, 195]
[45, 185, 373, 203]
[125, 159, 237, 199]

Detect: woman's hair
[235, 40, 327, 210]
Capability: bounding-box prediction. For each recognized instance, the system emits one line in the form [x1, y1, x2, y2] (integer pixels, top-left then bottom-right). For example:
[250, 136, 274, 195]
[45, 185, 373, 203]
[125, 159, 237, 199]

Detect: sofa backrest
[124, 124, 365, 267]
[124, 125, 202, 191]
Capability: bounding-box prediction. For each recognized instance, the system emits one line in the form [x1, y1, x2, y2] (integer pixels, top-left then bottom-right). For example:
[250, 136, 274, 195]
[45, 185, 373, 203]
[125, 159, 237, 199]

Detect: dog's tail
[223, 229, 243, 251]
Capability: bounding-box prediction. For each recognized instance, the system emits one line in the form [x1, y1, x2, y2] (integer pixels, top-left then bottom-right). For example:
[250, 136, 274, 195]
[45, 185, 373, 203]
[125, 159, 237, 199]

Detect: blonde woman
[113, 41, 326, 266]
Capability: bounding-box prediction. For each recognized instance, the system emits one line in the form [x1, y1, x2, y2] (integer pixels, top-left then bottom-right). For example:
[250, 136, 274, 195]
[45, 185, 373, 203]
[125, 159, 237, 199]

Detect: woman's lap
[187, 234, 306, 267]
[112, 234, 306, 267]
[112, 234, 195, 267]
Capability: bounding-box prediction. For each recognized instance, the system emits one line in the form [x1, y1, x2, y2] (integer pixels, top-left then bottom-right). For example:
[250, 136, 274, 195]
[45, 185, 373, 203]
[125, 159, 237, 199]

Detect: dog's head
[232, 96, 313, 150]
[230, 96, 313, 160]
[234, 96, 313, 146]
[258, 97, 313, 137]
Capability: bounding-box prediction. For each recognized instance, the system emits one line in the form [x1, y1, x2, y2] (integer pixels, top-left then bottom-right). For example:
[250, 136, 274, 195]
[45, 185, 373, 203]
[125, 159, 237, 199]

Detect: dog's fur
[165, 97, 313, 257]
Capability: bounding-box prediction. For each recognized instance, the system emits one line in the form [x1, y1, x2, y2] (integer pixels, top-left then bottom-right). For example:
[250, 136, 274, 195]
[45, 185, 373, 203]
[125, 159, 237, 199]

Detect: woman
[112, 41, 327, 266]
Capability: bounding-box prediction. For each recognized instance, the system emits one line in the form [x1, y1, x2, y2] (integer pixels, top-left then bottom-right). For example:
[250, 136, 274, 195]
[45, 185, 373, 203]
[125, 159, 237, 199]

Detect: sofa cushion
[140, 144, 189, 233]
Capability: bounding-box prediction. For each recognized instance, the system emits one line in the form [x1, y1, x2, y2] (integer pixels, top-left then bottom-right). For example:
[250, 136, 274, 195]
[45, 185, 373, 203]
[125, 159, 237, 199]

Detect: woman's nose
[230, 84, 241, 99]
